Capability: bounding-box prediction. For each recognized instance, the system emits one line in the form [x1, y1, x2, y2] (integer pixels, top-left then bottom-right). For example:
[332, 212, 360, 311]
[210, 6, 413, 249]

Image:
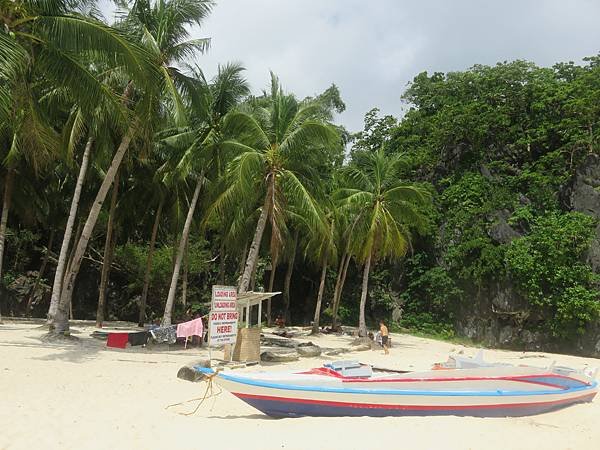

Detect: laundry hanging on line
[149, 325, 177, 344]
[176, 317, 204, 339]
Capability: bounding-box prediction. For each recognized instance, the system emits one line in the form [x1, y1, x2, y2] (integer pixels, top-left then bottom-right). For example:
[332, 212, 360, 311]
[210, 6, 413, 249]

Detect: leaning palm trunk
[51, 125, 136, 334]
[181, 239, 189, 307]
[358, 251, 372, 337]
[138, 199, 163, 326]
[47, 138, 93, 322]
[311, 257, 328, 335]
[282, 231, 298, 323]
[239, 191, 271, 293]
[96, 170, 120, 327]
[330, 252, 346, 328]
[332, 252, 351, 329]
[162, 177, 203, 325]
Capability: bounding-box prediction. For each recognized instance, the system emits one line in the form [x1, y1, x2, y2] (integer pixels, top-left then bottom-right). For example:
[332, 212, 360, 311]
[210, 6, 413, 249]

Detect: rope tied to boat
[165, 371, 222, 416]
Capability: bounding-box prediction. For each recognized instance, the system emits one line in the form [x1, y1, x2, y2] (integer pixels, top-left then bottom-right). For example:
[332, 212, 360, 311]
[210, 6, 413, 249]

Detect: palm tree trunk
[266, 253, 278, 326]
[249, 267, 257, 291]
[332, 252, 351, 329]
[283, 230, 298, 324]
[47, 138, 93, 322]
[139, 199, 163, 327]
[218, 241, 226, 284]
[96, 170, 120, 327]
[26, 230, 55, 315]
[61, 221, 82, 322]
[0, 169, 14, 323]
[181, 239, 189, 307]
[51, 125, 136, 334]
[311, 257, 328, 335]
[239, 191, 271, 293]
[0, 169, 15, 285]
[358, 251, 372, 337]
[162, 177, 203, 325]
[237, 241, 248, 289]
[330, 252, 346, 327]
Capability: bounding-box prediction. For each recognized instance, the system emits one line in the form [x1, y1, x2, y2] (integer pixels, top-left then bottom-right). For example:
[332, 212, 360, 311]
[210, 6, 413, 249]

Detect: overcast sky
[103, 0, 600, 131]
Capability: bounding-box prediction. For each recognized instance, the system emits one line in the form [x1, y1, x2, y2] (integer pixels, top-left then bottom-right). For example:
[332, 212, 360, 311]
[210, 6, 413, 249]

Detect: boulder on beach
[176, 359, 210, 382]
[260, 350, 299, 362]
[296, 343, 322, 357]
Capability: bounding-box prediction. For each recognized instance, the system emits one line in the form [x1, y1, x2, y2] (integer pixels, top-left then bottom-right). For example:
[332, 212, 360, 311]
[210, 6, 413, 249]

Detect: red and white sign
[211, 285, 237, 311]
[208, 310, 239, 346]
[209, 285, 239, 346]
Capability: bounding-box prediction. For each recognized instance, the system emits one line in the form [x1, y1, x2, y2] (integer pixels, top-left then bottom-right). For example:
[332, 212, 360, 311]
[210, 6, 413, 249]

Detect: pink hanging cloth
[176, 318, 204, 339]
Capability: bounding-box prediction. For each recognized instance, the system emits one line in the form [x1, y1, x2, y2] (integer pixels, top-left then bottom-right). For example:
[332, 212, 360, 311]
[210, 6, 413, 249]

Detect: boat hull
[210, 368, 598, 418]
[234, 391, 597, 418]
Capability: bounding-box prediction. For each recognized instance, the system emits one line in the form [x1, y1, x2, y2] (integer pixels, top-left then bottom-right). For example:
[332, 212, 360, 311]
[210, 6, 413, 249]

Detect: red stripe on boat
[233, 392, 596, 411]
[340, 373, 587, 386]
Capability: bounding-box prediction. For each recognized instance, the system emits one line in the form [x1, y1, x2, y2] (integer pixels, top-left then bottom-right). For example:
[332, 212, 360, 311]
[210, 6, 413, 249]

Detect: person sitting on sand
[379, 320, 389, 355]
[275, 313, 285, 328]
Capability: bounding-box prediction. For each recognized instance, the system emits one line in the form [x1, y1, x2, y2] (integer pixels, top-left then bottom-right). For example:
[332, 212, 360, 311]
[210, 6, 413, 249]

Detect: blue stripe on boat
[218, 372, 598, 397]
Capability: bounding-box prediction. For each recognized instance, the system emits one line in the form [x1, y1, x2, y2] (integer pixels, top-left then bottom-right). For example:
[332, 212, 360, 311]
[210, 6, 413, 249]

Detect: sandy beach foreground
[1, 321, 598, 450]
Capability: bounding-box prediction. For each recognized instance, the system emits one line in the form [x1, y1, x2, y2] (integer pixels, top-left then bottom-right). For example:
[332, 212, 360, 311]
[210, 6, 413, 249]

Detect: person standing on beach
[379, 320, 389, 355]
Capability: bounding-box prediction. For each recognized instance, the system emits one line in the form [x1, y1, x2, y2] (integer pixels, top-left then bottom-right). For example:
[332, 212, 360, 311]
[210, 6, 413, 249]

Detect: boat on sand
[195, 359, 597, 418]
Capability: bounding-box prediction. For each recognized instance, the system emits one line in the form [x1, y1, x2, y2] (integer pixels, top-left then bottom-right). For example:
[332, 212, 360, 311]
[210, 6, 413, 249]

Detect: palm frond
[33, 14, 160, 87]
[0, 32, 29, 81]
[167, 37, 210, 61]
[222, 111, 270, 149]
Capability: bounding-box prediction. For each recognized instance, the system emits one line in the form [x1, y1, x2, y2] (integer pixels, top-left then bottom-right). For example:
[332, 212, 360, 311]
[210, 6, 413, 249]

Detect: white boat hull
[197, 365, 598, 417]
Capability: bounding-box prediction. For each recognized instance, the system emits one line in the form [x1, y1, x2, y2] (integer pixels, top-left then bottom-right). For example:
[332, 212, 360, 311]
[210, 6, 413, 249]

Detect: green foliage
[401, 262, 463, 319]
[397, 312, 455, 340]
[505, 212, 599, 337]
[113, 236, 214, 318]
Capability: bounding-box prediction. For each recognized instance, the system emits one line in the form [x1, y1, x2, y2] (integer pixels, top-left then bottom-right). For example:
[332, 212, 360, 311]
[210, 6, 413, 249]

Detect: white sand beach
[1, 321, 599, 450]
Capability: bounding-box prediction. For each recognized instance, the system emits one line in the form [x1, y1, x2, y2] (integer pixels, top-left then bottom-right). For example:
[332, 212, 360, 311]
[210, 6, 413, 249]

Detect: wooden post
[258, 300, 262, 328]
[246, 299, 251, 328]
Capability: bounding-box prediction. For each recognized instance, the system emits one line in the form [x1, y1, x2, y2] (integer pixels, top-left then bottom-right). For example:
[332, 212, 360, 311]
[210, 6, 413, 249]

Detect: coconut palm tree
[51, 0, 213, 333]
[336, 149, 431, 336]
[2, 0, 155, 325]
[159, 63, 249, 325]
[303, 201, 338, 335]
[211, 73, 339, 296]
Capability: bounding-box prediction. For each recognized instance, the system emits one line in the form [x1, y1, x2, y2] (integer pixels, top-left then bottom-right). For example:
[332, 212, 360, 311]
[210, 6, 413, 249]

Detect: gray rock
[479, 164, 493, 180]
[297, 345, 322, 357]
[564, 153, 600, 271]
[177, 359, 211, 382]
[488, 210, 521, 244]
[324, 348, 348, 356]
[498, 325, 515, 345]
[260, 350, 299, 362]
[260, 336, 298, 348]
[351, 344, 371, 352]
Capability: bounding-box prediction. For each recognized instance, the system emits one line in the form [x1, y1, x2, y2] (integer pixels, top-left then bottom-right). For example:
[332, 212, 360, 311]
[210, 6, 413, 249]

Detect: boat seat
[324, 360, 373, 378]
[340, 366, 373, 378]
[325, 360, 361, 371]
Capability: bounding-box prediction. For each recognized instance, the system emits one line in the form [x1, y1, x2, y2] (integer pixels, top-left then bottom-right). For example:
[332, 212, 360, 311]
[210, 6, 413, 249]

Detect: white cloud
[104, 0, 600, 131]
